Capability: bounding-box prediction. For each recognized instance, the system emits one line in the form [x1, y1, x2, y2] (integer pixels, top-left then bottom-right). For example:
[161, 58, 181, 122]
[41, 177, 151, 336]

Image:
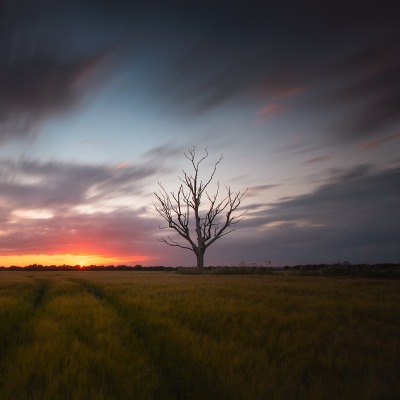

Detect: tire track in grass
[0, 279, 51, 388]
[71, 278, 177, 400]
[73, 279, 191, 399]
[73, 278, 230, 400]
[0, 279, 50, 356]
[31, 279, 50, 310]
[2, 279, 168, 400]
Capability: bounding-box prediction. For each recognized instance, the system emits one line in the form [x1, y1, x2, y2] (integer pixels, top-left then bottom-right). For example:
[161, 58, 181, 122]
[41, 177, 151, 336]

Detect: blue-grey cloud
[324, 34, 400, 140]
[2, 0, 399, 146]
[0, 158, 160, 211]
[0, 0, 118, 143]
[236, 164, 400, 264]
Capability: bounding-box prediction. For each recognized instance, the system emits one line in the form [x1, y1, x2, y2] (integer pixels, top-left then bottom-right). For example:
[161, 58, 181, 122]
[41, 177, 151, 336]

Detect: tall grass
[0, 282, 35, 363]
[0, 277, 165, 400]
[99, 274, 400, 400]
[0, 272, 399, 399]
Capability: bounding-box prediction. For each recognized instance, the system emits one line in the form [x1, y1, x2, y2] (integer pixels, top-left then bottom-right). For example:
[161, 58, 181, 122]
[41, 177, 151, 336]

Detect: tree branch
[152, 147, 246, 265]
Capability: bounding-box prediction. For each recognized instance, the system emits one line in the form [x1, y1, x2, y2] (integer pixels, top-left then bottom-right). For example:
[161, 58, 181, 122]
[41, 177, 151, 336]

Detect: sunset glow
[0, 1, 399, 266]
[0, 254, 151, 267]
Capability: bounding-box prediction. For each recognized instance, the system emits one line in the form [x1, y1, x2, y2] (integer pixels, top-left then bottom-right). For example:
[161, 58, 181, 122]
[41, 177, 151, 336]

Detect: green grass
[0, 271, 399, 399]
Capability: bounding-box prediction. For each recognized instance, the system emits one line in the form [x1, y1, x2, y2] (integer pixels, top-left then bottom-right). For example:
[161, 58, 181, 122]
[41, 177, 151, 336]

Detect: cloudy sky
[0, 0, 399, 266]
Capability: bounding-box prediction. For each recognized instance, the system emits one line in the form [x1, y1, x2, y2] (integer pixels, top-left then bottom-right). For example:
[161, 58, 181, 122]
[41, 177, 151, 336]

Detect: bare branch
[152, 147, 247, 268]
[158, 237, 194, 251]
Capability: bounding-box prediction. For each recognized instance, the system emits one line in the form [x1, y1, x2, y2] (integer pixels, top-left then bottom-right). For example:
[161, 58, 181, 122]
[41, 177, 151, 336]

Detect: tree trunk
[196, 251, 204, 269]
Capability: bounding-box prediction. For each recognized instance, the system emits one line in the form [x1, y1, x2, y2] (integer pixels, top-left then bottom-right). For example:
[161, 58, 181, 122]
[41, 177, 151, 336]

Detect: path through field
[0, 271, 399, 400]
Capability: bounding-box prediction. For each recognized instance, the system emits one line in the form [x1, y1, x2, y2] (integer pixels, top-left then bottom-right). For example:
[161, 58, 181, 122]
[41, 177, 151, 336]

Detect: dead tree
[152, 147, 246, 269]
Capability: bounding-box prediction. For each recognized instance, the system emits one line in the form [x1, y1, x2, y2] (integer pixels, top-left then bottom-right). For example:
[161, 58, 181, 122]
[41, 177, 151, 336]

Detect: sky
[0, 0, 399, 267]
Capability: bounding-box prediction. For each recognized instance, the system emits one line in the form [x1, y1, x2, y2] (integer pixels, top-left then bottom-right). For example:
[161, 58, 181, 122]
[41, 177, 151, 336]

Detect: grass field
[0, 271, 399, 400]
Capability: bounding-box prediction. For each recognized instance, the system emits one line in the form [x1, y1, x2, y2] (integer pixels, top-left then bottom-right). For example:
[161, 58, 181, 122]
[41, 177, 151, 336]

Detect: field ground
[0, 271, 399, 400]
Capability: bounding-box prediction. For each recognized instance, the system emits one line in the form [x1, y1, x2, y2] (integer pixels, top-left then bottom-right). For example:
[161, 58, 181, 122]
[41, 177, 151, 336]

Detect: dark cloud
[325, 34, 400, 140]
[237, 164, 400, 264]
[0, 158, 159, 210]
[1, 158, 399, 265]
[0, 53, 110, 142]
[125, 0, 399, 154]
[2, 0, 399, 144]
[155, 14, 310, 116]
[0, 0, 119, 143]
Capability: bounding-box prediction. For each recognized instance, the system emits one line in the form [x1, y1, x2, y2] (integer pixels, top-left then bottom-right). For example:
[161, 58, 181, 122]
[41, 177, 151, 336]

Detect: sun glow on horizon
[0, 253, 151, 267]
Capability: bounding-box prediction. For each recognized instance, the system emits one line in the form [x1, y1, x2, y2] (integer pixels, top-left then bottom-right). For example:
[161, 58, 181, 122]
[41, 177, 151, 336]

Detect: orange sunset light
[0, 254, 151, 267]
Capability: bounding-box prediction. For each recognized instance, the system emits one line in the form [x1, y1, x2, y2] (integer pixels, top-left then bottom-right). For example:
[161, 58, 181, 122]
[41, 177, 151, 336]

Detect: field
[0, 271, 399, 400]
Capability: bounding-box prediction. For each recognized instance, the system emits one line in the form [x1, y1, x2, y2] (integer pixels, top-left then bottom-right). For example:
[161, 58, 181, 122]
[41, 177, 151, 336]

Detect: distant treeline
[283, 263, 400, 279]
[0, 263, 399, 278]
[0, 264, 176, 271]
[175, 263, 400, 278]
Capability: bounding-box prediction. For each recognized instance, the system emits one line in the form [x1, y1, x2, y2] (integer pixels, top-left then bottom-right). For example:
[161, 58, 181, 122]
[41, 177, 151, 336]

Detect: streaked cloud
[0, 51, 111, 143]
[0, 157, 160, 212]
[322, 33, 400, 141]
[304, 156, 332, 164]
[360, 132, 400, 150]
[236, 164, 400, 264]
[0, 1, 399, 267]
[246, 185, 279, 198]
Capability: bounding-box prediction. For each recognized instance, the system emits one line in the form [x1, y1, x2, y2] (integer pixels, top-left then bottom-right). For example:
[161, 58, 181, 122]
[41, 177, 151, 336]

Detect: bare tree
[153, 147, 246, 269]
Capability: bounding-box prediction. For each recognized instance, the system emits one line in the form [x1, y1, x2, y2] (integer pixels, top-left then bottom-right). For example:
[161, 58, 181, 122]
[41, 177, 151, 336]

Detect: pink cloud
[305, 155, 332, 164]
[272, 85, 305, 100]
[361, 133, 400, 150]
[255, 102, 284, 126]
[258, 103, 283, 116]
[255, 85, 305, 126]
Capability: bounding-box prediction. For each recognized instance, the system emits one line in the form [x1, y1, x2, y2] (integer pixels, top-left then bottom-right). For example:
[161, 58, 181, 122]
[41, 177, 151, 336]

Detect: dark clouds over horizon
[0, 0, 399, 265]
[235, 164, 400, 264]
[1, 155, 398, 265]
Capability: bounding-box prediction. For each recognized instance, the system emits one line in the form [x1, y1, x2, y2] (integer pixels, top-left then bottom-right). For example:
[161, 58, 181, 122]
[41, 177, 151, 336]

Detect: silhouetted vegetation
[1, 263, 399, 278]
[0, 264, 177, 272]
[283, 262, 400, 279]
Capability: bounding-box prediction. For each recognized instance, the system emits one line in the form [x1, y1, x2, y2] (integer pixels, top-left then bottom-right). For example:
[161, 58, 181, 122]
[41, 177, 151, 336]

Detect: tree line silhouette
[0, 264, 175, 271]
[0, 263, 399, 278]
